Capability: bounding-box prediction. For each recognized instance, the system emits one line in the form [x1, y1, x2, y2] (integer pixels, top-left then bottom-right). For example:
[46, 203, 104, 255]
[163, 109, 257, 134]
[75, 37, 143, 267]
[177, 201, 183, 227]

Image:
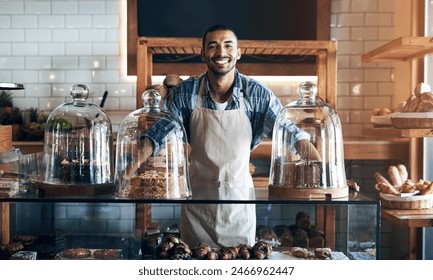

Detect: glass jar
[268, 81, 347, 199]
[114, 89, 191, 199]
[42, 84, 113, 189]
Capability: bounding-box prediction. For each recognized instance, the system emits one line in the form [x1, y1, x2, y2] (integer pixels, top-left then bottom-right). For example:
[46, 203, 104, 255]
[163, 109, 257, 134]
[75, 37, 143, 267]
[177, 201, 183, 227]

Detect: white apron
[180, 77, 256, 248]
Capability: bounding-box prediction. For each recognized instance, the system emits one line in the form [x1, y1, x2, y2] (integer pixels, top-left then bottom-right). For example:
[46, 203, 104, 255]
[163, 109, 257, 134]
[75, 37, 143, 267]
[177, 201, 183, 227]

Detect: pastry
[400, 180, 417, 193]
[12, 235, 38, 247]
[207, 248, 219, 260]
[127, 169, 187, 199]
[420, 182, 433, 195]
[375, 181, 400, 195]
[293, 229, 309, 248]
[0, 243, 24, 260]
[62, 248, 91, 259]
[314, 247, 332, 259]
[192, 243, 210, 260]
[296, 212, 311, 230]
[291, 246, 308, 258]
[93, 249, 122, 260]
[238, 244, 252, 260]
[252, 241, 272, 259]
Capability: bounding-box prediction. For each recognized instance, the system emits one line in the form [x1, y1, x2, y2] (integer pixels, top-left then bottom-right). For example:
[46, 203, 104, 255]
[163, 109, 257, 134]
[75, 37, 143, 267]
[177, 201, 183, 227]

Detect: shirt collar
[203, 69, 242, 105]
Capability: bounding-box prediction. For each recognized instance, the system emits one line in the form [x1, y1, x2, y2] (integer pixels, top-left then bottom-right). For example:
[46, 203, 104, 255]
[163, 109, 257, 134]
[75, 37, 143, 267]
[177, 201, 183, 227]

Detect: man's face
[201, 30, 241, 77]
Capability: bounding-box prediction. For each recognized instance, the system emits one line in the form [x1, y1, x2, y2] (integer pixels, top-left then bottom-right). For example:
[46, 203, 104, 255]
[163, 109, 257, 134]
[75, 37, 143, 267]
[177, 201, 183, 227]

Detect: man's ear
[200, 49, 205, 62]
[237, 48, 241, 60]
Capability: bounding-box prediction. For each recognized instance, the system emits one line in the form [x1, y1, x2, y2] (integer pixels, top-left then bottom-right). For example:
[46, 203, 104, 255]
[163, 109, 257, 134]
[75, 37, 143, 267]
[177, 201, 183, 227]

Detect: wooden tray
[391, 113, 433, 128]
[380, 192, 433, 209]
[38, 182, 114, 196]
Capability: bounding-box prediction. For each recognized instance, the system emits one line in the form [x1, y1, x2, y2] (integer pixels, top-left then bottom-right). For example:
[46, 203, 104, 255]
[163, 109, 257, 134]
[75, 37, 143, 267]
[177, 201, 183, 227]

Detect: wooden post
[0, 125, 12, 244]
[0, 125, 12, 153]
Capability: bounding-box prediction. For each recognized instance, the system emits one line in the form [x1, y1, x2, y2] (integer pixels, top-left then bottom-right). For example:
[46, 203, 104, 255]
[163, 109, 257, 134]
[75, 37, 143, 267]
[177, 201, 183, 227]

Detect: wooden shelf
[251, 138, 409, 161]
[363, 127, 433, 138]
[136, 37, 337, 108]
[362, 36, 433, 63]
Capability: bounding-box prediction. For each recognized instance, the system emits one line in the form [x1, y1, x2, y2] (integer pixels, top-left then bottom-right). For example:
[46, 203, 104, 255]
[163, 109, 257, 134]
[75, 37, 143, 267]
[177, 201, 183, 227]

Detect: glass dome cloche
[41, 84, 113, 193]
[268, 81, 347, 199]
[114, 89, 191, 199]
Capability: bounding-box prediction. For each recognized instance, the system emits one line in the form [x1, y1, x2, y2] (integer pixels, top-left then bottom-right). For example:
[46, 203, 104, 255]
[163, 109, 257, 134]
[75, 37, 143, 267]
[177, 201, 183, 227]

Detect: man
[143, 25, 319, 247]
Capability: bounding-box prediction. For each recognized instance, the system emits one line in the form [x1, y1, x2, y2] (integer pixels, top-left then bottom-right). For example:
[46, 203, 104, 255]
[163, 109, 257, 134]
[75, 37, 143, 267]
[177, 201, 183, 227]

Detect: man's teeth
[214, 58, 229, 64]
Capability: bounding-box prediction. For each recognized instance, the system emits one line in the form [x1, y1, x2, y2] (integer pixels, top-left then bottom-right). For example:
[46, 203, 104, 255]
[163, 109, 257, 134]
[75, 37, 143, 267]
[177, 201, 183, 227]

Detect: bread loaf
[388, 165, 403, 187]
[374, 172, 392, 186]
[416, 100, 433, 112]
[397, 164, 408, 182]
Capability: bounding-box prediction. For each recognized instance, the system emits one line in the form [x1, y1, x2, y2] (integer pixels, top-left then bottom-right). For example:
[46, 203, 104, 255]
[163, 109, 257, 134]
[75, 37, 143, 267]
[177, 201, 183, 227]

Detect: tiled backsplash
[1, 0, 396, 136]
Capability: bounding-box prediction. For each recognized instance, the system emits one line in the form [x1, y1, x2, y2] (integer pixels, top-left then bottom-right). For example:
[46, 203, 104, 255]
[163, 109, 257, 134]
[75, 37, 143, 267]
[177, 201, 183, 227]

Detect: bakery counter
[14, 137, 410, 160]
[0, 187, 372, 204]
[0, 188, 380, 260]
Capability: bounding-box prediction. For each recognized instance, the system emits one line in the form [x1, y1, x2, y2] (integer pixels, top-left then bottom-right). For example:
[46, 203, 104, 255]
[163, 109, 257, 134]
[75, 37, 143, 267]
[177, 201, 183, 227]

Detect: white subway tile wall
[3, 0, 397, 258]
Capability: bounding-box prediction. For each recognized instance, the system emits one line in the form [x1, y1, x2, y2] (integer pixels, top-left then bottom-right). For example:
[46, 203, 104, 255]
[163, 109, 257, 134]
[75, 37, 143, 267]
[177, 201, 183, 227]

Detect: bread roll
[420, 182, 433, 195]
[400, 180, 416, 193]
[414, 82, 431, 98]
[420, 92, 433, 101]
[397, 164, 408, 182]
[416, 100, 433, 112]
[375, 181, 400, 195]
[403, 98, 420, 112]
[388, 165, 403, 187]
[291, 247, 309, 258]
[374, 172, 391, 185]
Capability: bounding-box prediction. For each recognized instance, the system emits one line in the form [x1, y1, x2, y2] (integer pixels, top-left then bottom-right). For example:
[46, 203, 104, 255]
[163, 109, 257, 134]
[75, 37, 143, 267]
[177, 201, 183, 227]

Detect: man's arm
[294, 139, 321, 161]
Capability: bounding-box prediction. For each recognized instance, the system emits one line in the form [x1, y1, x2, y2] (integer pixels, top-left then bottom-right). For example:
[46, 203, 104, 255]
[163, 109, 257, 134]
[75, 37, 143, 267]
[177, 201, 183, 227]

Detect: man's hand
[126, 137, 154, 177]
[294, 139, 321, 161]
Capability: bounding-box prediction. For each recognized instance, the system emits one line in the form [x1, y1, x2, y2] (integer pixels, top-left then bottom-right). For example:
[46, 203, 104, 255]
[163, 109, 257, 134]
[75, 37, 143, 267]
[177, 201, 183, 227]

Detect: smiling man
[150, 25, 319, 248]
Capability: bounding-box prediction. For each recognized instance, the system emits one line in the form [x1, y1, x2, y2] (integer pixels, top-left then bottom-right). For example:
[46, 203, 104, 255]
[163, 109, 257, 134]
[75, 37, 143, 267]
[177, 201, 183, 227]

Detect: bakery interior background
[1, 0, 433, 260]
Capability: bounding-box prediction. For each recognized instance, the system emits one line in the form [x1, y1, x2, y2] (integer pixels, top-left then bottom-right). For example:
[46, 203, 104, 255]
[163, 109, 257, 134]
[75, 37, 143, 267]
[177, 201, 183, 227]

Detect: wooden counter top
[382, 208, 433, 228]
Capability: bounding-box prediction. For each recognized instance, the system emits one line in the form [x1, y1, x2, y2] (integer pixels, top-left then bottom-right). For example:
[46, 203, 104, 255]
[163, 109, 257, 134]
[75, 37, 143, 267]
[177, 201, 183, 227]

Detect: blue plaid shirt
[145, 69, 309, 153]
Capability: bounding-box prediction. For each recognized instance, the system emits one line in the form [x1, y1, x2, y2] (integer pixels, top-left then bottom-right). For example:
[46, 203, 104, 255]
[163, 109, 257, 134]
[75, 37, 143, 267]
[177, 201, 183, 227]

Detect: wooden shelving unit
[362, 36, 433, 62]
[362, 36, 433, 260]
[136, 37, 337, 108]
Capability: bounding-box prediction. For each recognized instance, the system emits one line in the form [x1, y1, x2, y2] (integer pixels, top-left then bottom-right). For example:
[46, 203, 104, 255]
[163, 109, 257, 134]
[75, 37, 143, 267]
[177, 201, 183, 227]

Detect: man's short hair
[202, 25, 238, 49]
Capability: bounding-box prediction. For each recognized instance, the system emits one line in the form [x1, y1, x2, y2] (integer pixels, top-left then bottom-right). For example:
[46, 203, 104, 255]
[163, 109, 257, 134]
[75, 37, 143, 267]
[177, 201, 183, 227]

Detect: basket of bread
[374, 164, 433, 209]
[390, 82, 433, 128]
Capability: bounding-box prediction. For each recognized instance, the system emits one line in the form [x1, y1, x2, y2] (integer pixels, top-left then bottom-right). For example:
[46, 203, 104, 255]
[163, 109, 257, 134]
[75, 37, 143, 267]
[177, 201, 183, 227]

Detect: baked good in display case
[0, 243, 24, 260]
[268, 82, 348, 199]
[57, 248, 122, 260]
[93, 249, 122, 260]
[114, 89, 191, 199]
[40, 84, 113, 195]
[62, 248, 92, 259]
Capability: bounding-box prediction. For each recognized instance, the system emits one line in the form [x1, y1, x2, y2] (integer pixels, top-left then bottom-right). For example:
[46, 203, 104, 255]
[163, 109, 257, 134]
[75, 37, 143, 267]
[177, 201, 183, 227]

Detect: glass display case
[114, 89, 191, 199]
[269, 81, 347, 200]
[0, 190, 380, 260]
[40, 84, 113, 195]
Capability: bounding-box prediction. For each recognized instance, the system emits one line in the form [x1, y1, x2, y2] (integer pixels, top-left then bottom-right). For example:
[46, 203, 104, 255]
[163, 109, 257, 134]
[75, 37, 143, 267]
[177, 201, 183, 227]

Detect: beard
[208, 64, 236, 77]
